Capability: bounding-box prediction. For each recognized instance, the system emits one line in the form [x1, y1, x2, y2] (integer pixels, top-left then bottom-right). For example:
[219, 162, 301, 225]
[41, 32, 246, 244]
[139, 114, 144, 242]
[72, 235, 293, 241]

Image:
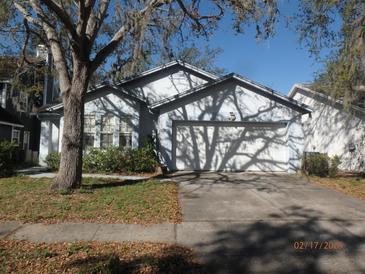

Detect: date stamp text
[293, 241, 345, 250]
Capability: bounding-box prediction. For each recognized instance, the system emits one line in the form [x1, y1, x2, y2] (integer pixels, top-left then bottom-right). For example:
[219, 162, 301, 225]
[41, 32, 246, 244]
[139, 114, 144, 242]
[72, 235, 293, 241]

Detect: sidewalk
[1, 220, 364, 274]
[16, 167, 151, 180]
[28, 173, 151, 180]
[0, 221, 175, 243]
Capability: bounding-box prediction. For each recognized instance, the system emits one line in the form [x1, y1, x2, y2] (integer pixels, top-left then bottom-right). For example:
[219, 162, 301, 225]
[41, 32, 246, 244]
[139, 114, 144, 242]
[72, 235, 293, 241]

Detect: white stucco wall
[157, 81, 304, 172]
[293, 89, 365, 171]
[124, 68, 209, 104]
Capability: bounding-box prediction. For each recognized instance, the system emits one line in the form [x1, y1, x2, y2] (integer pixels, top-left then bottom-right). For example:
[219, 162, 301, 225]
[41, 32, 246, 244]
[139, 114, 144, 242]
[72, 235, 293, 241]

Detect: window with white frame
[119, 116, 132, 148]
[0, 82, 6, 108]
[100, 114, 114, 148]
[11, 128, 21, 146]
[83, 115, 95, 149]
[23, 131, 30, 150]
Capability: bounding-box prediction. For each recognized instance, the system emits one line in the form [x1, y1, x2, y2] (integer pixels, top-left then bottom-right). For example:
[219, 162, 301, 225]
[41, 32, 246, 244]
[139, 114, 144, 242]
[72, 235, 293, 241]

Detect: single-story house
[38, 60, 312, 172]
[289, 84, 365, 172]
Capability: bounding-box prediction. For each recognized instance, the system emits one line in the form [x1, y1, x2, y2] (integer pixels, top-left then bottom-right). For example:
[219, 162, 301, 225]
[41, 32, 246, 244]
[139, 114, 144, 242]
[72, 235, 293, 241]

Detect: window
[101, 133, 113, 148]
[83, 115, 95, 149]
[84, 115, 95, 133]
[83, 134, 94, 149]
[119, 117, 132, 148]
[0, 82, 6, 108]
[100, 114, 114, 148]
[12, 128, 20, 146]
[23, 131, 30, 150]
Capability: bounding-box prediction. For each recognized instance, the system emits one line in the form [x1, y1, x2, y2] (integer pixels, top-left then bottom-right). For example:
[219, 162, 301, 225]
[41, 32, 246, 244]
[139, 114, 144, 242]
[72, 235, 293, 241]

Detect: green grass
[0, 176, 181, 224]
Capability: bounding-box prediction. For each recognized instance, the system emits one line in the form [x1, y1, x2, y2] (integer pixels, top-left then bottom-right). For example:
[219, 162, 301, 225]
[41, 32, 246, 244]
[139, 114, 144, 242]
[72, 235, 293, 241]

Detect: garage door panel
[174, 124, 288, 171]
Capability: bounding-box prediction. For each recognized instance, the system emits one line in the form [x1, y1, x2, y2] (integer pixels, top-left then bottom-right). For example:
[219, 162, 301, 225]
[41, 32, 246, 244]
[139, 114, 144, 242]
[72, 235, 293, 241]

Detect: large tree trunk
[51, 62, 89, 190]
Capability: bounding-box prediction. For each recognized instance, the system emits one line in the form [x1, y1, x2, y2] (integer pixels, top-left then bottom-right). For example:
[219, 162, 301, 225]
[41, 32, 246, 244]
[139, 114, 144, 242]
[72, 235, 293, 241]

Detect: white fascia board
[0, 121, 24, 127]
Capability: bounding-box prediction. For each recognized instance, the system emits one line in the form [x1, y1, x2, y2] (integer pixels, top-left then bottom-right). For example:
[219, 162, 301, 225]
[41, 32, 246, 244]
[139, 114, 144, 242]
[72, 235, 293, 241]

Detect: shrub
[303, 153, 342, 177]
[82, 148, 105, 172]
[329, 155, 341, 177]
[83, 146, 124, 173]
[131, 143, 157, 172]
[45, 152, 60, 171]
[0, 140, 18, 177]
[304, 153, 329, 177]
[82, 145, 157, 174]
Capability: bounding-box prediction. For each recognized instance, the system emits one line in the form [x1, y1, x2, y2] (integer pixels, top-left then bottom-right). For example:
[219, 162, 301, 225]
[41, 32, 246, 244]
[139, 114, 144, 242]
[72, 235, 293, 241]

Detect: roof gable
[117, 60, 218, 86]
[289, 84, 365, 115]
[152, 74, 311, 114]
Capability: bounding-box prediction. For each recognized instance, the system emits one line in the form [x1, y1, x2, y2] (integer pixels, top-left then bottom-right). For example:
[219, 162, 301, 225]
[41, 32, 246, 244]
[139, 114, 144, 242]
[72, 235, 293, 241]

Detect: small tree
[1, 0, 278, 190]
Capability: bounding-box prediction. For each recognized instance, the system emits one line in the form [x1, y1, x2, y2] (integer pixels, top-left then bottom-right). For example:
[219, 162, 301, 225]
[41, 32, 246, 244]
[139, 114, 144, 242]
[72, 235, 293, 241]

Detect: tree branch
[77, 0, 96, 38]
[90, 0, 164, 72]
[25, 0, 72, 93]
[42, 0, 79, 42]
[86, 0, 109, 47]
[176, 0, 223, 34]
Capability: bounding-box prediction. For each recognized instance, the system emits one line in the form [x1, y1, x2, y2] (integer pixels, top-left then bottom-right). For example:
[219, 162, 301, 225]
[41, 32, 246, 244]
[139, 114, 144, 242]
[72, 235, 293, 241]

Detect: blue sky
[201, 1, 326, 95]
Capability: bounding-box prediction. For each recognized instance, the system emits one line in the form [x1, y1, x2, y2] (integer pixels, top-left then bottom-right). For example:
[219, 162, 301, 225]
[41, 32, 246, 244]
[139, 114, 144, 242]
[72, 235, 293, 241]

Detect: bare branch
[176, 0, 223, 35]
[14, 2, 42, 27]
[90, 0, 165, 72]
[25, 0, 72, 93]
[77, 0, 96, 37]
[86, 0, 110, 47]
[42, 0, 79, 42]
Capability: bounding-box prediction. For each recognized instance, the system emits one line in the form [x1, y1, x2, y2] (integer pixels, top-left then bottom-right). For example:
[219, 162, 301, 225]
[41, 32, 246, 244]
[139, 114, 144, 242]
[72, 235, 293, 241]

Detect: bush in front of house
[123, 143, 157, 173]
[45, 145, 158, 174]
[0, 141, 18, 177]
[45, 152, 61, 171]
[83, 146, 125, 173]
[303, 153, 341, 177]
[329, 155, 341, 177]
[46, 145, 158, 174]
[305, 153, 329, 177]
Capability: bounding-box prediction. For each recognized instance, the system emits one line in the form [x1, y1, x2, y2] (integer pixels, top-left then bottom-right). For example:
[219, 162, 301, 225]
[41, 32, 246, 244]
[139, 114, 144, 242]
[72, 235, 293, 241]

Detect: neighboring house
[0, 46, 56, 162]
[289, 84, 365, 172]
[38, 60, 311, 172]
[0, 75, 41, 163]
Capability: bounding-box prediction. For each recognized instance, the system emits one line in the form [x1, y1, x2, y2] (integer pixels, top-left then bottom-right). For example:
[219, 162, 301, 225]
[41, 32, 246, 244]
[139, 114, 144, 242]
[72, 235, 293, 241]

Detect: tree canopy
[296, 0, 365, 109]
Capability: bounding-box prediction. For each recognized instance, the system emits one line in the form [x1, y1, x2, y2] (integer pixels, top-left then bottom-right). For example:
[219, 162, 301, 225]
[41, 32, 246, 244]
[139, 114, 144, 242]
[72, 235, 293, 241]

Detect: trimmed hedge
[0, 141, 18, 177]
[46, 144, 158, 174]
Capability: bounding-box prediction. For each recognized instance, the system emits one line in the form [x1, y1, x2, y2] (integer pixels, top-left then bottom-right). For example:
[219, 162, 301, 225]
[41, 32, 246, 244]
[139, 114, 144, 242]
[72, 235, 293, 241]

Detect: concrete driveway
[169, 172, 365, 274]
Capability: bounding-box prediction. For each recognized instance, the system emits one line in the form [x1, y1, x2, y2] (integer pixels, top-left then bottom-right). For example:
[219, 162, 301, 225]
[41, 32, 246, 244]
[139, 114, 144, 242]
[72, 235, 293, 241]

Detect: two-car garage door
[173, 121, 289, 172]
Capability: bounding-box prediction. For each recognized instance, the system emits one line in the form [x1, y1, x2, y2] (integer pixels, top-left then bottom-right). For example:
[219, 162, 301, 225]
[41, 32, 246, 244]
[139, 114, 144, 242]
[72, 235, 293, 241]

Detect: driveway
[169, 172, 365, 274]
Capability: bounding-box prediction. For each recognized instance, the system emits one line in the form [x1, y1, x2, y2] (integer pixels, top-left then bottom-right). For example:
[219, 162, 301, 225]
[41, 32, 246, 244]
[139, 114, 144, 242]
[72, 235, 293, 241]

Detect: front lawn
[0, 177, 181, 224]
[309, 176, 365, 201]
[0, 240, 205, 274]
